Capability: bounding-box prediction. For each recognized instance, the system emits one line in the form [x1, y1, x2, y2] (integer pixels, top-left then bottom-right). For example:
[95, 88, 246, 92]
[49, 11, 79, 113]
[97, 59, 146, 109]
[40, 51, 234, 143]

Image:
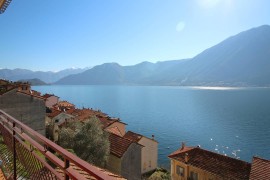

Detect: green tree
[58, 117, 110, 167]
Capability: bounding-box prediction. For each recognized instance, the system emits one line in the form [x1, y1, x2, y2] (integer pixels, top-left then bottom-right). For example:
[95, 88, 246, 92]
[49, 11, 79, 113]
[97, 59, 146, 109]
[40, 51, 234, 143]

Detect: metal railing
[0, 109, 120, 180]
[0, 0, 12, 14]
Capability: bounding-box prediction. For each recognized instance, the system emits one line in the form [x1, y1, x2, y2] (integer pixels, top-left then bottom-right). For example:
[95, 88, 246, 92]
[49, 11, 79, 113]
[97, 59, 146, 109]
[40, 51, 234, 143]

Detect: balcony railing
[0, 109, 123, 180]
[0, 0, 12, 14]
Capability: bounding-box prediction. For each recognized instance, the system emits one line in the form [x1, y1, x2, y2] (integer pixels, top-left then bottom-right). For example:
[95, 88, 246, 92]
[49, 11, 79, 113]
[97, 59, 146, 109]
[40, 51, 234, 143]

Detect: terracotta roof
[47, 109, 62, 118]
[31, 90, 42, 96]
[169, 146, 251, 179]
[123, 131, 143, 142]
[106, 126, 122, 136]
[249, 156, 270, 180]
[58, 101, 75, 108]
[109, 133, 135, 158]
[43, 93, 58, 99]
[56, 162, 125, 180]
[97, 115, 118, 129]
[16, 90, 45, 100]
[169, 145, 194, 157]
[68, 108, 106, 121]
[124, 131, 157, 143]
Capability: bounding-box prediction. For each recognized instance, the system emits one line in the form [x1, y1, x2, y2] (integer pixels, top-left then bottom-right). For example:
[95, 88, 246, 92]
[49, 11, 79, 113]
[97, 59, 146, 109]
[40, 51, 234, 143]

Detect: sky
[1, 0, 270, 71]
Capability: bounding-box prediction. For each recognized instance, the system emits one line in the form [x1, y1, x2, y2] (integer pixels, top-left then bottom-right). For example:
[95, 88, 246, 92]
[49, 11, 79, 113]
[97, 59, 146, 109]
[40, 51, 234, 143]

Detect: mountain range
[56, 25, 270, 86]
[0, 68, 89, 84]
[2, 25, 270, 87]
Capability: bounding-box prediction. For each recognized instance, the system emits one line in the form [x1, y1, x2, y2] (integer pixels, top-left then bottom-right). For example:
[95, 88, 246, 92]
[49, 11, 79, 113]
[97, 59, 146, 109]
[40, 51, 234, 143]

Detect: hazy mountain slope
[47, 25, 270, 86]
[55, 60, 189, 85]
[181, 25, 270, 86]
[0, 68, 89, 83]
[56, 63, 125, 85]
[18, 78, 47, 86]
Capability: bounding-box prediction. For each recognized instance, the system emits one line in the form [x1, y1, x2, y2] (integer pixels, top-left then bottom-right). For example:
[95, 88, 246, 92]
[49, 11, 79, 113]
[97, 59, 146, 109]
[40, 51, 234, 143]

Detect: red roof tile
[249, 156, 270, 180]
[16, 90, 45, 100]
[169, 146, 251, 179]
[68, 108, 106, 121]
[47, 109, 62, 118]
[42, 93, 58, 99]
[109, 133, 135, 158]
[123, 131, 143, 142]
[106, 126, 122, 136]
[97, 115, 118, 129]
[58, 101, 75, 108]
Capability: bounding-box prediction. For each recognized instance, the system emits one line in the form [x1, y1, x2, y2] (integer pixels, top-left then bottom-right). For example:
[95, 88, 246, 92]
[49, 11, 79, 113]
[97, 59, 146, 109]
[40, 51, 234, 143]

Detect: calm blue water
[34, 85, 270, 167]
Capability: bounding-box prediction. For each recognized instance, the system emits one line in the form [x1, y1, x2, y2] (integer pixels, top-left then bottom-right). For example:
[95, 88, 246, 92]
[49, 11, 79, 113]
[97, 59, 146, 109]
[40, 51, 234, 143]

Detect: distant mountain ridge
[56, 25, 270, 86]
[18, 78, 47, 86]
[0, 67, 90, 83]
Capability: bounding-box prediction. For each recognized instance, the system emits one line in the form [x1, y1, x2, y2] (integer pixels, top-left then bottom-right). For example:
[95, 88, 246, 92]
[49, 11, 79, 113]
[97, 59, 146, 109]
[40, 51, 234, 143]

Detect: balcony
[0, 109, 124, 180]
[0, 0, 12, 14]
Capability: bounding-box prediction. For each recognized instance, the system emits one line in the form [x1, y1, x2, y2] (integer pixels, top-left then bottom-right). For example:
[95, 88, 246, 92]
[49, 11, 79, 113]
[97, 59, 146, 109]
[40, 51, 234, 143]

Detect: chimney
[185, 153, 189, 163]
[181, 142, 186, 150]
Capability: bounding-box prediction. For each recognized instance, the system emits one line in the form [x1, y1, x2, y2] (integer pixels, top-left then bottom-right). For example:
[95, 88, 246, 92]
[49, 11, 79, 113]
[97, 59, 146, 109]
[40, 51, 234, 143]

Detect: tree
[58, 117, 110, 167]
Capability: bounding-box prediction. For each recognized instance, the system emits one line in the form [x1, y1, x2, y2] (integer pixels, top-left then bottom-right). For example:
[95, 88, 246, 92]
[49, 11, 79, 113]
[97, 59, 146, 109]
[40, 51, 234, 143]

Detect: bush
[58, 117, 110, 167]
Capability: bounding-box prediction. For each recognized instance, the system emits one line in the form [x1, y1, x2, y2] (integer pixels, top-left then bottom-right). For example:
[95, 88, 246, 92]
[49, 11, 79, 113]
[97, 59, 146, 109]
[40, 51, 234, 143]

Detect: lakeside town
[0, 79, 269, 180]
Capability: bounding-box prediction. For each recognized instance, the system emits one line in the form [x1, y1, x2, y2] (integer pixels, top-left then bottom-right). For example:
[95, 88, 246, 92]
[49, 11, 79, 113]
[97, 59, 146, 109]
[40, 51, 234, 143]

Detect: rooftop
[109, 133, 136, 158]
[67, 108, 106, 121]
[123, 131, 143, 142]
[249, 156, 270, 180]
[97, 115, 119, 129]
[43, 93, 59, 99]
[57, 101, 75, 108]
[106, 126, 123, 136]
[168, 145, 251, 179]
[47, 109, 62, 118]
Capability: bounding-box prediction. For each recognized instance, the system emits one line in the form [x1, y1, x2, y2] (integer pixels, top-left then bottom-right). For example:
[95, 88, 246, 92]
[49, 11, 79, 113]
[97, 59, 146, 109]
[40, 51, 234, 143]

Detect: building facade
[0, 82, 46, 135]
[124, 131, 158, 174]
[168, 143, 251, 180]
[107, 133, 143, 180]
[43, 94, 59, 108]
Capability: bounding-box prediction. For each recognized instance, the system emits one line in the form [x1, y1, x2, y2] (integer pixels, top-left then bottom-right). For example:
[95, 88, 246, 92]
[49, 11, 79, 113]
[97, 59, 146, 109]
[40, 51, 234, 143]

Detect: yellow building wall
[170, 159, 220, 180]
[139, 137, 158, 174]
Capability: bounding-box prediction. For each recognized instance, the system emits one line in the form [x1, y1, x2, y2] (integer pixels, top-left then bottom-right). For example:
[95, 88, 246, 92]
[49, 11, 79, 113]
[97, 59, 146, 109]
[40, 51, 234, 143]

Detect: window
[190, 171, 198, 180]
[176, 165, 184, 177]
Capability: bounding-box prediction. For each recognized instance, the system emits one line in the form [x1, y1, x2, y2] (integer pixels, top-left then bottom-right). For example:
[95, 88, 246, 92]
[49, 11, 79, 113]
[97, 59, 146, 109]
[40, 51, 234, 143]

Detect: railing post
[65, 158, 70, 180]
[12, 121, 17, 179]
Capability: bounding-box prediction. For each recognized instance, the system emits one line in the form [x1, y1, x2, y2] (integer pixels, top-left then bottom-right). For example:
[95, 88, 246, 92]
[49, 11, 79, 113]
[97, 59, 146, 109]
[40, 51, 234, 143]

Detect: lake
[34, 85, 270, 167]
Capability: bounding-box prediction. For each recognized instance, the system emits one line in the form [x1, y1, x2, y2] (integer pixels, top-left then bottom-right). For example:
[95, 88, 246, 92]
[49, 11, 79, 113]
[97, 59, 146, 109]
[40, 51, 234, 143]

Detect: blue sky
[1, 0, 270, 71]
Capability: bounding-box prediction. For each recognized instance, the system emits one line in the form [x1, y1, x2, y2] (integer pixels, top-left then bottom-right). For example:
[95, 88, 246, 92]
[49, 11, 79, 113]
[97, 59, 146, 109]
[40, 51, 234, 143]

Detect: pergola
[0, 0, 12, 14]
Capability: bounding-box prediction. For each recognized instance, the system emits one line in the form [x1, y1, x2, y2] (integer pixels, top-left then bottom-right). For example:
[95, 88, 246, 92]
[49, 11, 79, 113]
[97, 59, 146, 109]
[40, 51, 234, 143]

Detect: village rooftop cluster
[0, 79, 269, 180]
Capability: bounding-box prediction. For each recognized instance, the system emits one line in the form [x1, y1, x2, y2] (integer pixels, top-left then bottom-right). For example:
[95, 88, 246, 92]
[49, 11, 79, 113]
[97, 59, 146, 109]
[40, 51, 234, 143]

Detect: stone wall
[0, 89, 46, 135]
[121, 143, 142, 180]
